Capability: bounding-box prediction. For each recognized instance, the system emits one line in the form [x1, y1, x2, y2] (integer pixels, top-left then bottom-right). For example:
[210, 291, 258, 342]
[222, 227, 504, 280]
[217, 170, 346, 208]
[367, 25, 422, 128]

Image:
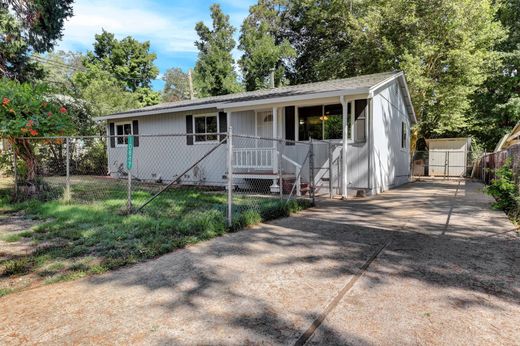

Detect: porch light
[320, 115, 329, 121]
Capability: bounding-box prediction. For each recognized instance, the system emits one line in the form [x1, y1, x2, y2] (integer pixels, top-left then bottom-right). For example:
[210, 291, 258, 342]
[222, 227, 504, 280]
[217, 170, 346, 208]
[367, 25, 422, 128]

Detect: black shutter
[218, 111, 227, 142]
[132, 120, 139, 147]
[109, 122, 115, 148]
[285, 106, 295, 145]
[186, 115, 193, 145]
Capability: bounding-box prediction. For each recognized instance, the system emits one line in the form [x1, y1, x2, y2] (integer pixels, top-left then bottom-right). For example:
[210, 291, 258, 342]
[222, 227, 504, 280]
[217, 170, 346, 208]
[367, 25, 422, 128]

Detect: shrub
[484, 158, 520, 215]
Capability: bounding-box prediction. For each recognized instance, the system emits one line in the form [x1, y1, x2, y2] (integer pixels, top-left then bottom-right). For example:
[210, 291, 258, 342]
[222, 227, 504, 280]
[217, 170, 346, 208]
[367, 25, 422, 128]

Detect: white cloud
[58, 0, 200, 53]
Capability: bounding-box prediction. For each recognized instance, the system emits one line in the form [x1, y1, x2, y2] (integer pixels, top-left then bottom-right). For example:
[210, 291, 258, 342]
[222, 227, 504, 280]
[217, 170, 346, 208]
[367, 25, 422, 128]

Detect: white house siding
[371, 80, 411, 193]
[106, 109, 228, 185]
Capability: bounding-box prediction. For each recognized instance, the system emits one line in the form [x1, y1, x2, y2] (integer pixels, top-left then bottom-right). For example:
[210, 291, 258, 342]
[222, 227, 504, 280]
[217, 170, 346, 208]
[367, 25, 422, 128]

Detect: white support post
[272, 106, 278, 174]
[270, 107, 280, 193]
[340, 96, 348, 199]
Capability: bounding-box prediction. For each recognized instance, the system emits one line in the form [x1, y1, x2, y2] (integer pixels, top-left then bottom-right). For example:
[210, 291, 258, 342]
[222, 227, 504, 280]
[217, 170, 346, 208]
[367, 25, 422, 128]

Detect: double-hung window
[194, 115, 218, 142]
[116, 123, 132, 146]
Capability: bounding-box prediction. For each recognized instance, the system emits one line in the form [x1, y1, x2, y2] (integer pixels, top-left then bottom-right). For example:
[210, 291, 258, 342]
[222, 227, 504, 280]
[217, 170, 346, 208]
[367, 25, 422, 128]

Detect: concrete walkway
[1, 180, 519, 345]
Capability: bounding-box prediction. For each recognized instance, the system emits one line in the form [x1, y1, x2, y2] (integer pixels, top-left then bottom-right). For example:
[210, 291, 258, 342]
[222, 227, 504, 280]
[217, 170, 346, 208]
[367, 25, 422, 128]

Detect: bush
[484, 158, 520, 215]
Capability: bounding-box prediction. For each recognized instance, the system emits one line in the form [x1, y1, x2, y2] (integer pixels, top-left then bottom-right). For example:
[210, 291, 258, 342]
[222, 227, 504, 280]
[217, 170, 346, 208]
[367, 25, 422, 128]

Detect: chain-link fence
[411, 150, 475, 178]
[473, 145, 520, 184]
[5, 130, 343, 228]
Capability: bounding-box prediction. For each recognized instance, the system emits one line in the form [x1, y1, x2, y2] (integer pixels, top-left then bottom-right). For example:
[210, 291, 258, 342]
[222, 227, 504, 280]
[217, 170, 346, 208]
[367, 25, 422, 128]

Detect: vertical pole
[328, 141, 333, 199]
[340, 95, 348, 199]
[188, 69, 194, 100]
[309, 137, 315, 205]
[127, 168, 132, 213]
[227, 126, 233, 227]
[272, 107, 278, 175]
[65, 137, 71, 201]
[13, 149, 18, 200]
[278, 140, 283, 200]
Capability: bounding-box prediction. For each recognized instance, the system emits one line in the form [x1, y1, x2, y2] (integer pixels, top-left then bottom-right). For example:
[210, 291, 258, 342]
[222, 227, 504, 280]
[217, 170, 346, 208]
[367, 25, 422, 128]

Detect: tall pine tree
[193, 4, 241, 97]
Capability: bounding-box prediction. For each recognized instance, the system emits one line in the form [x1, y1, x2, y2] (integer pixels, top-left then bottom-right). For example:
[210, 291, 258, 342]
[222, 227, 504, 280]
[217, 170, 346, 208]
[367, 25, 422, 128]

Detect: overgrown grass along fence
[0, 176, 310, 296]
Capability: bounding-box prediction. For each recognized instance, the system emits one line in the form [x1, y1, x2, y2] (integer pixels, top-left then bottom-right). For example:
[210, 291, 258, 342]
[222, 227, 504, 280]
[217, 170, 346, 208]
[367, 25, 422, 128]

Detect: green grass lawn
[0, 176, 310, 295]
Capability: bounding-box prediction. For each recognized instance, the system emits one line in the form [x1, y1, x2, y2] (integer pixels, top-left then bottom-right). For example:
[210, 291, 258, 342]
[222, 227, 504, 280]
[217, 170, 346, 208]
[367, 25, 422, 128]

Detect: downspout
[340, 95, 348, 199]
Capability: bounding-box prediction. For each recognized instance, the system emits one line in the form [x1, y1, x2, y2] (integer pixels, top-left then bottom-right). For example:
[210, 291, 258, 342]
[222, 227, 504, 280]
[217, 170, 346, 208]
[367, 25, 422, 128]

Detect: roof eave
[96, 88, 371, 121]
[368, 71, 417, 124]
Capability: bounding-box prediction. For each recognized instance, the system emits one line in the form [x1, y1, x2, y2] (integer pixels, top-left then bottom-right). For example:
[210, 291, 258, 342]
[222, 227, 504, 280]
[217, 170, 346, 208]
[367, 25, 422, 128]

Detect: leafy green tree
[0, 78, 73, 190]
[36, 50, 84, 92]
[284, 0, 358, 84]
[73, 65, 141, 118]
[469, 0, 520, 150]
[239, 0, 295, 91]
[161, 67, 191, 102]
[193, 4, 242, 96]
[85, 30, 160, 106]
[283, 0, 503, 144]
[0, 0, 73, 81]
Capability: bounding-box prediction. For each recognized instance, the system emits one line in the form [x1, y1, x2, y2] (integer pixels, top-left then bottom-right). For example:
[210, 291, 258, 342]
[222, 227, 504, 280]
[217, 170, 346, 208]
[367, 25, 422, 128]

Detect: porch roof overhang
[96, 71, 417, 124]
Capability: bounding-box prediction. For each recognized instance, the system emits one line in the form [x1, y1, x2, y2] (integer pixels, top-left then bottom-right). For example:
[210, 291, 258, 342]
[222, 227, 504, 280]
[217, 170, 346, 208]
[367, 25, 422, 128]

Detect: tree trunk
[12, 138, 39, 195]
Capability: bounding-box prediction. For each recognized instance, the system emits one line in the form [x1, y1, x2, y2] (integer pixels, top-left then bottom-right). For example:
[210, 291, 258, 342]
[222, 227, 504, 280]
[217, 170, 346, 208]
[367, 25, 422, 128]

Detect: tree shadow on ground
[7, 180, 519, 344]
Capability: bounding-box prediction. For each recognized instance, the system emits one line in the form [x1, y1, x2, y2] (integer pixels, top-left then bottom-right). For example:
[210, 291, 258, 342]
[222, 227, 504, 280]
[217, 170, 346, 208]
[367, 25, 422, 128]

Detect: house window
[116, 123, 132, 146]
[401, 121, 407, 149]
[194, 115, 218, 142]
[354, 99, 367, 142]
[298, 104, 344, 141]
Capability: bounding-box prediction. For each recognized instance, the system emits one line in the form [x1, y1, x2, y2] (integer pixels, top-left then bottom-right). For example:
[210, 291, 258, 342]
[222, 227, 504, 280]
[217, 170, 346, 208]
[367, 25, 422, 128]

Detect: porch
[226, 95, 370, 196]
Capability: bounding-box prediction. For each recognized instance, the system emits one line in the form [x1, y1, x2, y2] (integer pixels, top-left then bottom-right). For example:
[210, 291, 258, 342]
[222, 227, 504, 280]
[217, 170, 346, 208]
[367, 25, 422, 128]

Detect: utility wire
[31, 55, 163, 82]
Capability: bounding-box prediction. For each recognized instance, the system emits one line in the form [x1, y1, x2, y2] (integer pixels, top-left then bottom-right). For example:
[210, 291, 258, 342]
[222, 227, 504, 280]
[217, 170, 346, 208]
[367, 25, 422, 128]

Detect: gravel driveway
[1, 180, 519, 345]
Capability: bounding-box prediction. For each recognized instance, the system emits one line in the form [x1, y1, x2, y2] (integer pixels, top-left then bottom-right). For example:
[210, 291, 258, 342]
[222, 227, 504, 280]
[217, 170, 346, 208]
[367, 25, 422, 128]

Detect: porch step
[282, 179, 310, 196]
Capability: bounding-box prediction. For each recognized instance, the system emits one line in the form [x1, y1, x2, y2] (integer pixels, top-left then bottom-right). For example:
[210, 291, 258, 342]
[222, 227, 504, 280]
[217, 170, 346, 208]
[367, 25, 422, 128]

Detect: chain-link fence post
[309, 137, 315, 205]
[13, 149, 18, 200]
[278, 139, 283, 200]
[127, 135, 133, 213]
[64, 137, 71, 201]
[227, 126, 233, 227]
[328, 141, 333, 199]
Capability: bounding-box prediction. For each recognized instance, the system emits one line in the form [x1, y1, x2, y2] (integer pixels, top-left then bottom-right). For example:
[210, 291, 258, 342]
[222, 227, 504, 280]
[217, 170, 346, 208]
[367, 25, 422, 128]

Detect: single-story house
[97, 71, 416, 197]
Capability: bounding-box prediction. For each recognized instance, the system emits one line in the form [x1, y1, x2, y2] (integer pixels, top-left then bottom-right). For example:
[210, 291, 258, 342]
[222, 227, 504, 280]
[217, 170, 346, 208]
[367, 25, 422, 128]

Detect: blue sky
[56, 0, 256, 90]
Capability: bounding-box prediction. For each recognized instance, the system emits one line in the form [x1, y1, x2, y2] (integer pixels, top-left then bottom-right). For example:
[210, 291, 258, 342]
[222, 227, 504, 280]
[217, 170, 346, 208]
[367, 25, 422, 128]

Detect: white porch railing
[232, 147, 303, 197]
[233, 147, 274, 169]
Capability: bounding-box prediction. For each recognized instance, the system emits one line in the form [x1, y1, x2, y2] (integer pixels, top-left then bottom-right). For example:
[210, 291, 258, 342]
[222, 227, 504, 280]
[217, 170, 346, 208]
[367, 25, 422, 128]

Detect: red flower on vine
[26, 120, 34, 127]
[47, 111, 53, 117]
[2, 97, 9, 106]
[59, 106, 67, 113]
[30, 129, 38, 136]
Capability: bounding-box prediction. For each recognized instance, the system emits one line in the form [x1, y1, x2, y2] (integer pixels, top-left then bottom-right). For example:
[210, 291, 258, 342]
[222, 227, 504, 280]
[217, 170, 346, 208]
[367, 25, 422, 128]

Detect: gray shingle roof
[105, 71, 401, 118]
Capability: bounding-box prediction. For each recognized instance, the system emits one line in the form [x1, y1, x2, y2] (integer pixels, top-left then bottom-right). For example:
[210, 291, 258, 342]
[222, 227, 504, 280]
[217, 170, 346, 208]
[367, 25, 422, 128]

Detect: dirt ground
[0, 179, 519, 345]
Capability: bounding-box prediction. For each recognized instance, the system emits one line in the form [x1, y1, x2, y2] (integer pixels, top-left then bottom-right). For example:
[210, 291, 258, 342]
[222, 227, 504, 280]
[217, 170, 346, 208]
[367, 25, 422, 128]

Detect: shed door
[429, 150, 467, 176]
